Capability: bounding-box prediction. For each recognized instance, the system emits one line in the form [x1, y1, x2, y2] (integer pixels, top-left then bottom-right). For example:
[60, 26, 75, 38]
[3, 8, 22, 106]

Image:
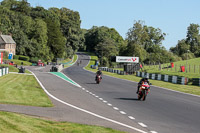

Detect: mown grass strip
[0, 111, 125, 133]
[0, 74, 53, 107]
[85, 53, 200, 96]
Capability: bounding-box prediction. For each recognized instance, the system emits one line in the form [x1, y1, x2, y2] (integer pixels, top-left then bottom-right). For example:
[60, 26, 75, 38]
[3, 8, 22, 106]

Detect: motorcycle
[96, 74, 101, 84]
[138, 82, 151, 101]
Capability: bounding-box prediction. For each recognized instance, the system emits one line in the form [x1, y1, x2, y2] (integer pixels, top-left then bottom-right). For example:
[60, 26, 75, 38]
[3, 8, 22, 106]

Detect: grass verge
[0, 74, 53, 107]
[0, 111, 125, 133]
[85, 53, 200, 96]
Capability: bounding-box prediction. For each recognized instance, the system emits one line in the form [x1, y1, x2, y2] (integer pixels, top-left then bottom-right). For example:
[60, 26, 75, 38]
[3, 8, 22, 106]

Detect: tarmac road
[62, 52, 200, 133]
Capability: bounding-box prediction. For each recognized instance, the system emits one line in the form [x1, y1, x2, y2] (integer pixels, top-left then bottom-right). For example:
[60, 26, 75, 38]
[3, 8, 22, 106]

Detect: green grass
[143, 57, 200, 78]
[4, 59, 32, 66]
[0, 74, 53, 107]
[0, 111, 125, 133]
[84, 53, 200, 96]
[63, 54, 78, 68]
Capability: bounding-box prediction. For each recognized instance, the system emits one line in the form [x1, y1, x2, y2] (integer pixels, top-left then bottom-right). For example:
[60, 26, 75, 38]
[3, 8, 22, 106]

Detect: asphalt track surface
[62, 53, 200, 133]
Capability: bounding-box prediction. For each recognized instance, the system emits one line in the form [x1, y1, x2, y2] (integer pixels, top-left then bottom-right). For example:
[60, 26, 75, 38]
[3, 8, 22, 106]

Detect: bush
[19, 55, 30, 61]
[181, 53, 195, 60]
[30, 57, 39, 63]
[13, 55, 19, 60]
[3, 51, 8, 58]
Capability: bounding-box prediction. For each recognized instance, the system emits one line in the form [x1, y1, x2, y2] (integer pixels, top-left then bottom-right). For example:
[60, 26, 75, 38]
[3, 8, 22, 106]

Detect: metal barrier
[0, 67, 9, 77]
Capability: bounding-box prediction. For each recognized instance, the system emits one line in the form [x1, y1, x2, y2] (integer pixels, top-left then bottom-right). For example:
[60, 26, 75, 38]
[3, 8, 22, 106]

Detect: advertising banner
[116, 56, 139, 63]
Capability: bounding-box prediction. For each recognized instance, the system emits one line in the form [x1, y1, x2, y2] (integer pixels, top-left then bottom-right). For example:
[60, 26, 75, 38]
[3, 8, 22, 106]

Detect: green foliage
[170, 23, 200, 59]
[30, 57, 39, 63]
[13, 55, 19, 60]
[18, 55, 29, 61]
[0, 0, 83, 61]
[125, 20, 168, 64]
[85, 26, 125, 67]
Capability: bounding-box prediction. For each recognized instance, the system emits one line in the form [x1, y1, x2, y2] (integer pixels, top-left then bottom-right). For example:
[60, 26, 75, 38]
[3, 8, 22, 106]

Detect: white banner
[116, 56, 139, 63]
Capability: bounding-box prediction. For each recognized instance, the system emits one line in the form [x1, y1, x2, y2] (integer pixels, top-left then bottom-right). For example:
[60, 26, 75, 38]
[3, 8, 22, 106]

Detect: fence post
[189, 64, 190, 73]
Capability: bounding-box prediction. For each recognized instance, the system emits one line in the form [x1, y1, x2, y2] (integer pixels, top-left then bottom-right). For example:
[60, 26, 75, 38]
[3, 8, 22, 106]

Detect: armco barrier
[164, 75, 169, 82]
[136, 71, 188, 85]
[192, 78, 200, 86]
[0, 67, 9, 77]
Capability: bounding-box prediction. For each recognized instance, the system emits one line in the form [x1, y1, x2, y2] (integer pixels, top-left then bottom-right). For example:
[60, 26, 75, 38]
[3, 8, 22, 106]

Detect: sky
[3, 0, 200, 50]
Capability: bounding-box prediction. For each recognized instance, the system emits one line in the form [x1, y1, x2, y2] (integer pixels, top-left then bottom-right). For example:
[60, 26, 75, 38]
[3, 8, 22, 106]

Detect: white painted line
[99, 98, 103, 100]
[92, 94, 96, 96]
[150, 131, 158, 133]
[89, 92, 93, 95]
[128, 116, 135, 120]
[107, 103, 112, 106]
[31, 70, 148, 133]
[82, 88, 85, 90]
[95, 96, 99, 98]
[138, 123, 147, 128]
[113, 107, 119, 110]
[103, 100, 107, 103]
[86, 90, 89, 93]
[120, 111, 126, 114]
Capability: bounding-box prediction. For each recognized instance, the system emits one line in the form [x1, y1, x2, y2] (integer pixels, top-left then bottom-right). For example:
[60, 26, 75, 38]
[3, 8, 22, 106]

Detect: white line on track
[120, 111, 126, 115]
[113, 107, 119, 110]
[31, 70, 148, 133]
[128, 116, 135, 120]
[82, 88, 85, 90]
[150, 131, 158, 133]
[103, 100, 107, 103]
[107, 103, 112, 106]
[138, 123, 147, 128]
[99, 98, 103, 100]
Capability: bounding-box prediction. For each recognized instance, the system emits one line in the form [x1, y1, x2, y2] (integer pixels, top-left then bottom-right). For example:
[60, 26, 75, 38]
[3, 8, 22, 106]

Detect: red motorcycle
[96, 74, 101, 84]
[138, 82, 151, 101]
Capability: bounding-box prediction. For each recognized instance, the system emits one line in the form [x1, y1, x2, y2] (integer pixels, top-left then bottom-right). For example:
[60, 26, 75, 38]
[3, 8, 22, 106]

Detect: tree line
[0, 0, 199, 66]
[0, 0, 84, 62]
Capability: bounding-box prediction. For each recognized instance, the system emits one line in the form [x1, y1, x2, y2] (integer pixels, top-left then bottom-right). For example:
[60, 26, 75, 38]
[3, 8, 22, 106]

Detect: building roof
[0, 35, 16, 44]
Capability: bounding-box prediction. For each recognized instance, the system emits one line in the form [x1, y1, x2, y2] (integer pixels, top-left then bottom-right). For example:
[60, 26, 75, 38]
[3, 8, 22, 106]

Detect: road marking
[113, 107, 119, 110]
[103, 100, 107, 103]
[138, 123, 147, 128]
[95, 96, 99, 98]
[120, 111, 126, 114]
[128, 116, 135, 120]
[99, 98, 103, 100]
[107, 103, 112, 106]
[82, 88, 85, 90]
[31, 70, 148, 133]
[86, 90, 89, 93]
[150, 131, 158, 133]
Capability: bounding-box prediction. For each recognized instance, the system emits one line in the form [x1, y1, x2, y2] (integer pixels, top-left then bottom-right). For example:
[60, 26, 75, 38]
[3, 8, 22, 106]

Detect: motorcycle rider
[96, 69, 102, 81]
[136, 77, 149, 94]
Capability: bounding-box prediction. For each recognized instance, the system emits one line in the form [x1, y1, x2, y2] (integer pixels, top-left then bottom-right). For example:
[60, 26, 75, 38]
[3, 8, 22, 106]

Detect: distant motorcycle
[96, 74, 101, 84]
[138, 82, 151, 101]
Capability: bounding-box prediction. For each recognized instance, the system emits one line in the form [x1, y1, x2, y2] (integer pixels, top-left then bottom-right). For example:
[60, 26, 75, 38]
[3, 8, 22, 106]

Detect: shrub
[13, 55, 19, 60]
[19, 55, 30, 61]
[30, 57, 39, 63]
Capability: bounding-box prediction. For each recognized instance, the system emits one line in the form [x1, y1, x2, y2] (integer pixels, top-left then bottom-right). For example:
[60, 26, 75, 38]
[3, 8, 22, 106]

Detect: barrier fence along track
[136, 71, 190, 85]
[0, 67, 9, 77]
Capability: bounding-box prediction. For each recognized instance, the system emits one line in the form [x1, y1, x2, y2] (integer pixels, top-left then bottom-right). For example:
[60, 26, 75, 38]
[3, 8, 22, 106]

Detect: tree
[95, 38, 118, 66]
[46, 18, 66, 60]
[186, 23, 200, 56]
